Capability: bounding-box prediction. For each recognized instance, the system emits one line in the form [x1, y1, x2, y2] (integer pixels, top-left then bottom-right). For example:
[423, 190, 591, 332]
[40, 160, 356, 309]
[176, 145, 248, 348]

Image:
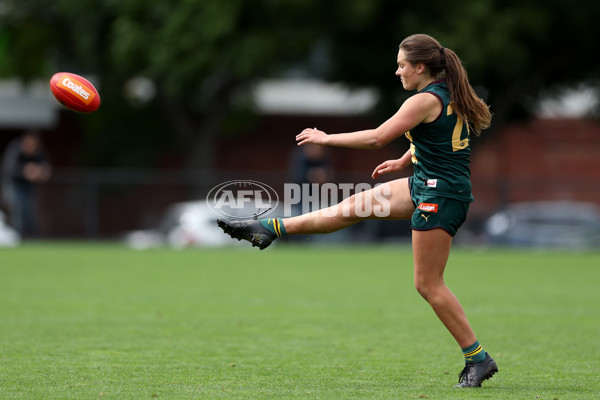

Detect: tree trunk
[158, 77, 240, 195]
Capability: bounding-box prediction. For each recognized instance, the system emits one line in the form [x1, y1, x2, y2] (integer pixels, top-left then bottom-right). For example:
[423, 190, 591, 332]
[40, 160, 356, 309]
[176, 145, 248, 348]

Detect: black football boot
[454, 352, 498, 388]
[217, 219, 277, 250]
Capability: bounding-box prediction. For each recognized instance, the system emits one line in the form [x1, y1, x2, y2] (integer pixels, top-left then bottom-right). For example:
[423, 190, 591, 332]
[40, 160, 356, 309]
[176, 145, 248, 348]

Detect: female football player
[218, 33, 497, 387]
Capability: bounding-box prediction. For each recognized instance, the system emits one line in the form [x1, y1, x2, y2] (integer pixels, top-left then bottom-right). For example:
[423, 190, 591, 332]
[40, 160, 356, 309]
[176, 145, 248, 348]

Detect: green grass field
[1, 243, 598, 399]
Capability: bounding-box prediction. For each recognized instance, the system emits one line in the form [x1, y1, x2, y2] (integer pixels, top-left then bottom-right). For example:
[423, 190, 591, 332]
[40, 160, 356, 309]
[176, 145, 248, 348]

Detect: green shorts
[409, 177, 470, 236]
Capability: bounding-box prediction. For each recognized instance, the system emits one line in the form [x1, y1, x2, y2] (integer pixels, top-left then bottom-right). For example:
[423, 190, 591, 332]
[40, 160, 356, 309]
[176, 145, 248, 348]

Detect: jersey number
[448, 103, 469, 151]
[405, 131, 418, 164]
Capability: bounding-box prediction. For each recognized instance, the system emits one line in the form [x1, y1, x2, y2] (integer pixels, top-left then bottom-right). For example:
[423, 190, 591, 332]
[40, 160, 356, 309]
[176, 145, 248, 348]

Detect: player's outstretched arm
[295, 93, 438, 150]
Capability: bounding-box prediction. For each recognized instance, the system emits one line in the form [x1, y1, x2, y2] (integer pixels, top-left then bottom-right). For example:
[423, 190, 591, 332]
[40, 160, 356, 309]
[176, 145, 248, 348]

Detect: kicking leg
[283, 178, 414, 234]
[218, 178, 415, 248]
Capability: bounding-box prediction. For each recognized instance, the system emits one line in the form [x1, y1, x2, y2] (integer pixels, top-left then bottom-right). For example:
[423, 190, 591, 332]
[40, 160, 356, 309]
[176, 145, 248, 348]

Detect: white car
[485, 201, 600, 248]
[125, 200, 281, 249]
[0, 210, 20, 247]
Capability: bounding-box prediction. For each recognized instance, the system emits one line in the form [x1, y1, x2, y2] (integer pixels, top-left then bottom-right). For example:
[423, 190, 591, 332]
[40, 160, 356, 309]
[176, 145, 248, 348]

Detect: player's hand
[296, 127, 327, 146]
[371, 159, 405, 179]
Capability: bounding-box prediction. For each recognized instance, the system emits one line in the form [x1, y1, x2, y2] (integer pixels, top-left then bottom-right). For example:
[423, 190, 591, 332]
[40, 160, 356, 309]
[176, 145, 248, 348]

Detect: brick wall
[470, 118, 600, 217]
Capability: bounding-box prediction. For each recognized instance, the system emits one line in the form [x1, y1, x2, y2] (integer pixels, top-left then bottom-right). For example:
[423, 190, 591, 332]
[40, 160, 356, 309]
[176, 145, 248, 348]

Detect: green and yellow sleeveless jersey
[405, 79, 474, 202]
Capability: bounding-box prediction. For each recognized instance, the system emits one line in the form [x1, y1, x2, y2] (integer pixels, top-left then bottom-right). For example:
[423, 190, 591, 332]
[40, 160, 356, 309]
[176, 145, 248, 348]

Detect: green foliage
[75, 96, 175, 167]
[0, 1, 58, 79]
[105, 0, 324, 99]
[1, 0, 599, 166]
[3, 0, 599, 101]
[0, 243, 599, 398]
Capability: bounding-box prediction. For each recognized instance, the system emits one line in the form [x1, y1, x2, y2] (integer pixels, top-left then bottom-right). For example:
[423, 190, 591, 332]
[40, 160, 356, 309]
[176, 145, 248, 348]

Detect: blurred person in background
[219, 34, 497, 388]
[1, 130, 52, 237]
[288, 142, 333, 187]
[287, 143, 334, 213]
[286, 143, 335, 242]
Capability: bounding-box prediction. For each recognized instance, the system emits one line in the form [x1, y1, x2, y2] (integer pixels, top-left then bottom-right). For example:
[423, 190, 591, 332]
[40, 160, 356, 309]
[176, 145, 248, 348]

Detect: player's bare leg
[412, 229, 476, 347]
[219, 178, 415, 248]
[283, 178, 414, 234]
[412, 229, 497, 387]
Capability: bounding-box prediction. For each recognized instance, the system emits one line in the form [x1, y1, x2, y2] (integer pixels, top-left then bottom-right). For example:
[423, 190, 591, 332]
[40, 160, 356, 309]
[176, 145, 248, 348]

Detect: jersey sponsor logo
[426, 179, 437, 188]
[418, 203, 438, 213]
[58, 76, 95, 105]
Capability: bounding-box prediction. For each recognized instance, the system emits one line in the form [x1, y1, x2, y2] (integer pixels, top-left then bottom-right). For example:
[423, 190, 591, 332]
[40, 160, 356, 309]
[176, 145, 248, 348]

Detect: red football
[49, 72, 101, 113]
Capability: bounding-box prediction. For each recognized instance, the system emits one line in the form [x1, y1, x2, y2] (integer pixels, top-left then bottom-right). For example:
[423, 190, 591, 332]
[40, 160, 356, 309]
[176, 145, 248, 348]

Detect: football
[49, 72, 101, 113]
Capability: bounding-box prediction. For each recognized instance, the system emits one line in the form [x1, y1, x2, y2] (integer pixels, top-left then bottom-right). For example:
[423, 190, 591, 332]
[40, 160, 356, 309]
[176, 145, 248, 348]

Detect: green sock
[462, 340, 486, 364]
[259, 218, 287, 237]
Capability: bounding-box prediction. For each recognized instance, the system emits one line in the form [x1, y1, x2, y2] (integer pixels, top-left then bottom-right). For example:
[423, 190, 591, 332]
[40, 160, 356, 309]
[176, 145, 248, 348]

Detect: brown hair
[399, 34, 491, 134]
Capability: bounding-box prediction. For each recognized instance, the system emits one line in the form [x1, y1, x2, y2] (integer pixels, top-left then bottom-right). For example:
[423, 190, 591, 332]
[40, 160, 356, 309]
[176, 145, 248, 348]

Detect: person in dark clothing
[287, 143, 334, 216]
[288, 143, 333, 188]
[1, 130, 52, 237]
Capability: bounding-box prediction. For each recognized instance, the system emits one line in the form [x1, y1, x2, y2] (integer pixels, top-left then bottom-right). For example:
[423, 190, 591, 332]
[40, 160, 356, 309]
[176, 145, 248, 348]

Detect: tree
[317, 0, 600, 123]
[1, 0, 599, 170]
[1, 0, 324, 170]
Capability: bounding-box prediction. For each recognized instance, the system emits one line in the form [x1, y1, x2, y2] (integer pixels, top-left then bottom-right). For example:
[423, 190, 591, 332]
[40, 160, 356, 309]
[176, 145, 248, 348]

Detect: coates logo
[418, 203, 439, 213]
[59, 77, 93, 104]
[207, 180, 278, 219]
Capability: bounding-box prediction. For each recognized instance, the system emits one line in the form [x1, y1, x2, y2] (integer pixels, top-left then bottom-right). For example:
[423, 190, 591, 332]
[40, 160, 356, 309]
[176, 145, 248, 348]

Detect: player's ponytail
[442, 48, 491, 134]
[400, 34, 491, 134]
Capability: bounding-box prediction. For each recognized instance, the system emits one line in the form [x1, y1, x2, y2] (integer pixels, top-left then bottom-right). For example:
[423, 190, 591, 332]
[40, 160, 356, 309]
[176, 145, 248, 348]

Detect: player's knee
[414, 278, 441, 302]
[339, 194, 360, 221]
[414, 279, 430, 300]
[341, 191, 379, 221]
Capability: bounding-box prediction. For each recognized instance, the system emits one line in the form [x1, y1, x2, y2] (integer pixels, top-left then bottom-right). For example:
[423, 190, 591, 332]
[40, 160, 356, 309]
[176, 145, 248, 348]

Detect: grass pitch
[0, 242, 599, 399]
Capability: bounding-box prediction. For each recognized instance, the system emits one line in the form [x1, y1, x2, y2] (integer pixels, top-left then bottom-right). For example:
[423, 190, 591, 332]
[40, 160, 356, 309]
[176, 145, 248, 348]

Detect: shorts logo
[426, 179, 437, 188]
[418, 203, 439, 213]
